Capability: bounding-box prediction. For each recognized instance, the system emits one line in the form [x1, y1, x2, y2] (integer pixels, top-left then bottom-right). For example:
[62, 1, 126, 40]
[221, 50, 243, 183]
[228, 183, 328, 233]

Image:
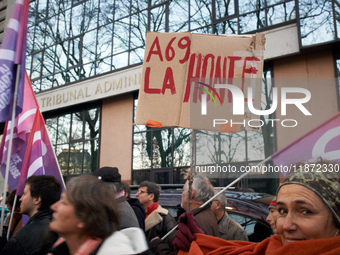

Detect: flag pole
[161, 155, 272, 240]
[0, 64, 21, 237]
[6, 194, 17, 240]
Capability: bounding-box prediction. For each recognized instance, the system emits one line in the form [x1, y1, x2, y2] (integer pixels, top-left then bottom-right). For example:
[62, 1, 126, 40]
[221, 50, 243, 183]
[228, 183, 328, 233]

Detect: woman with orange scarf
[174, 162, 340, 255]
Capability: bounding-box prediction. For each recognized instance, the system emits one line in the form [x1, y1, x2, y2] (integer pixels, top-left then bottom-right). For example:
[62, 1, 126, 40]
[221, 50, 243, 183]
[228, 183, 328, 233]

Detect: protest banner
[135, 32, 266, 132]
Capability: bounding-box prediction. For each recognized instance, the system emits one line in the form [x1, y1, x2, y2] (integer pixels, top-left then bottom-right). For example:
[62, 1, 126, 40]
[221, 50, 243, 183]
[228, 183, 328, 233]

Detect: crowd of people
[0, 160, 338, 255]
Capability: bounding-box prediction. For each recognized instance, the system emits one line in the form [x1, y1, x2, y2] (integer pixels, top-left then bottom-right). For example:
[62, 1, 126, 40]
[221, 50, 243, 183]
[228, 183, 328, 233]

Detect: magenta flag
[271, 112, 340, 176]
[16, 109, 65, 196]
[0, 72, 38, 190]
[0, 0, 29, 123]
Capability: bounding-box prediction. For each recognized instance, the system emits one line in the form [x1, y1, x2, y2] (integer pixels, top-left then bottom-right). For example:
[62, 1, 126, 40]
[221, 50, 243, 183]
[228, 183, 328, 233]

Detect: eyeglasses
[136, 190, 148, 194]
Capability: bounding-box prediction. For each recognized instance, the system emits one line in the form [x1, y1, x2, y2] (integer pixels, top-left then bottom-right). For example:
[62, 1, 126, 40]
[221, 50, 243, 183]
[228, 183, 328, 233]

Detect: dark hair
[139, 181, 161, 202]
[25, 175, 62, 211]
[122, 182, 131, 199]
[66, 175, 119, 239]
[7, 189, 21, 209]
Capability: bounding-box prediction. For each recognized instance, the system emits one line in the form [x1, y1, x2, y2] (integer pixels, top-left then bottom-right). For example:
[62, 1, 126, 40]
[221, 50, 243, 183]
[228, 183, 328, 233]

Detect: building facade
[4, 0, 339, 194]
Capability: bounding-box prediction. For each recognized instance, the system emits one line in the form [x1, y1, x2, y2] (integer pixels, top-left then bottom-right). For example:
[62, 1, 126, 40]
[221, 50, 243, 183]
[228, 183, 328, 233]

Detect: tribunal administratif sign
[36, 65, 142, 112]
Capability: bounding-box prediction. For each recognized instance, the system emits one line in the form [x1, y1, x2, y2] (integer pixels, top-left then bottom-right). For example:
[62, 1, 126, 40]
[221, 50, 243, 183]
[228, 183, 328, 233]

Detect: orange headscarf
[179, 234, 340, 255]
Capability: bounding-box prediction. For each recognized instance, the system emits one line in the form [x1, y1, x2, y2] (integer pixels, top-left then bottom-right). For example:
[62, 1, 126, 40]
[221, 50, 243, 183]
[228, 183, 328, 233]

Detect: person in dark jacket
[122, 182, 146, 231]
[0, 175, 62, 255]
[136, 181, 176, 245]
[92, 167, 140, 230]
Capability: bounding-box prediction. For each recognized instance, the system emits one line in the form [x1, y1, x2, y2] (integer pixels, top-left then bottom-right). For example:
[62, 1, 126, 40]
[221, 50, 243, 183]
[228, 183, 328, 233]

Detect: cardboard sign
[135, 32, 265, 132]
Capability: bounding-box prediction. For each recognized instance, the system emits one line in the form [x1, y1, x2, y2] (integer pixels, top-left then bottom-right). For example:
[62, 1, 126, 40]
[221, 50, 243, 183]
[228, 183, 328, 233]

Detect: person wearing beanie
[92, 167, 139, 230]
[266, 196, 278, 234]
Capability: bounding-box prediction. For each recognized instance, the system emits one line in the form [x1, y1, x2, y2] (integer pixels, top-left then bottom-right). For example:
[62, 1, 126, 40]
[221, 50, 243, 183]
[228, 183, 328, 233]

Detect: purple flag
[16, 109, 65, 196]
[0, 72, 38, 190]
[272, 112, 340, 176]
[0, 0, 29, 123]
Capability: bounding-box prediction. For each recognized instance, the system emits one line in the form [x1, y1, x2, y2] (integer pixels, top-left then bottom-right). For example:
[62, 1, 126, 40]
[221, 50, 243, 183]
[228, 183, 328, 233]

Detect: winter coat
[191, 205, 219, 237]
[128, 198, 146, 231]
[145, 205, 176, 244]
[0, 210, 58, 255]
[116, 196, 140, 230]
[217, 212, 248, 241]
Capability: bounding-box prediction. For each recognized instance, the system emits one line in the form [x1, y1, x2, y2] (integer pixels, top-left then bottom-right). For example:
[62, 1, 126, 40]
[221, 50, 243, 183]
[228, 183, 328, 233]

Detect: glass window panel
[239, 0, 264, 15]
[132, 170, 151, 184]
[150, 5, 166, 32]
[71, 112, 84, 141]
[133, 132, 151, 169]
[32, 79, 41, 92]
[57, 114, 71, 144]
[267, 1, 295, 26]
[215, 19, 238, 35]
[68, 37, 81, 68]
[68, 68, 79, 82]
[190, 0, 212, 30]
[28, 1, 37, 26]
[83, 140, 96, 174]
[299, 0, 334, 46]
[114, 19, 130, 54]
[41, 76, 53, 90]
[112, 52, 128, 70]
[69, 143, 83, 175]
[196, 131, 220, 165]
[116, 1, 131, 19]
[27, 27, 35, 54]
[37, 0, 47, 21]
[97, 24, 113, 59]
[130, 11, 147, 48]
[53, 72, 66, 87]
[191, 26, 212, 34]
[130, 48, 144, 65]
[42, 47, 55, 77]
[99, 0, 113, 26]
[154, 171, 170, 184]
[83, 30, 97, 64]
[247, 131, 265, 161]
[31, 52, 43, 79]
[169, 0, 189, 32]
[45, 15, 58, 47]
[71, 3, 84, 36]
[215, 0, 235, 20]
[26, 55, 32, 74]
[48, 1, 59, 17]
[173, 128, 191, 167]
[131, 0, 148, 14]
[220, 132, 246, 163]
[56, 145, 70, 175]
[45, 117, 58, 144]
[34, 22, 46, 52]
[60, 0, 72, 12]
[84, 0, 99, 32]
[80, 62, 95, 79]
[239, 11, 266, 33]
[84, 108, 100, 139]
[96, 57, 112, 74]
[134, 124, 147, 133]
[266, 0, 285, 6]
[152, 129, 173, 168]
[58, 10, 71, 42]
[55, 41, 68, 71]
